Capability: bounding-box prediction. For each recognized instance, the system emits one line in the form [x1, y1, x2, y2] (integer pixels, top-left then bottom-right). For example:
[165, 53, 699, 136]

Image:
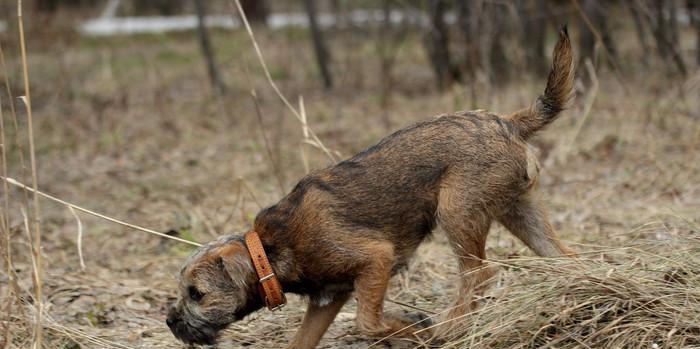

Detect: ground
[0, 24, 699, 348]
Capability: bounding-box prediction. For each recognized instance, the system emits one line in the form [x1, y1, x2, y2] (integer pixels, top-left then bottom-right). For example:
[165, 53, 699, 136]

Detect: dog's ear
[215, 242, 254, 288]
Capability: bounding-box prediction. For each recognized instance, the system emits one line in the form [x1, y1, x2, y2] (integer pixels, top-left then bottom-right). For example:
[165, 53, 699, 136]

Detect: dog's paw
[379, 310, 434, 339]
[402, 311, 433, 329]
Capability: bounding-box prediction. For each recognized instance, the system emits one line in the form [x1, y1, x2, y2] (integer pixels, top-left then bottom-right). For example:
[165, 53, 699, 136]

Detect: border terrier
[167, 27, 576, 348]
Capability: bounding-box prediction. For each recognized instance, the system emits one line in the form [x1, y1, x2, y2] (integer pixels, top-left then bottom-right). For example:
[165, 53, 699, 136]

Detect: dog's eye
[188, 286, 204, 302]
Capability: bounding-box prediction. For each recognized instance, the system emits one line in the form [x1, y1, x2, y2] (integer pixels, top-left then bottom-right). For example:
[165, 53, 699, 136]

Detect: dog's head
[166, 235, 262, 345]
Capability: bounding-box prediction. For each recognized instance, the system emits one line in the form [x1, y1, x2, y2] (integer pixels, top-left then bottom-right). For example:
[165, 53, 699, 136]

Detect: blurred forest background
[1, 1, 699, 348]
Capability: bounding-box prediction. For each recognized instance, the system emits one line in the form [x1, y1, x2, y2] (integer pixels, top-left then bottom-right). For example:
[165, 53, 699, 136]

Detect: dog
[167, 27, 576, 349]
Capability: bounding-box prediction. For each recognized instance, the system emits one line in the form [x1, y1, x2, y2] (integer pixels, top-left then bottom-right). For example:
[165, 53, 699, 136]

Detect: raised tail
[507, 26, 574, 139]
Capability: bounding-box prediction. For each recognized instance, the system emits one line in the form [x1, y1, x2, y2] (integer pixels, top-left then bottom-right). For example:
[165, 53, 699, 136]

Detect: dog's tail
[506, 26, 574, 139]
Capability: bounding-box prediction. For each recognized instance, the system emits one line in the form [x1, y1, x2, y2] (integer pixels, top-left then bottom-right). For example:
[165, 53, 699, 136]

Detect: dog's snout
[166, 315, 177, 328]
[166, 306, 180, 329]
[166, 309, 220, 345]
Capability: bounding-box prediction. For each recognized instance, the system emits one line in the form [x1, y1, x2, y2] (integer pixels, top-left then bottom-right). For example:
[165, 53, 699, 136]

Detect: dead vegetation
[1, 2, 700, 349]
[440, 227, 700, 349]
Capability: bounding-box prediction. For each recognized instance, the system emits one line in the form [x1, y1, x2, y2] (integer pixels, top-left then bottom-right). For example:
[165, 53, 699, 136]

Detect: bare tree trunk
[133, 0, 185, 15]
[379, 0, 394, 116]
[194, 0, 226, 95]
[489, 22, 509, 84]
[626, 1, 652, 66]
[377, 0, 407, 129]
[650, 0, 687, 75]
[425, 0, 460, 90]
[34, 0, 58, 12]
[687, 0, 700, 65]
[483, 1, 512, 85]
[330, 0, 345, 29]
[240, 0, 269, 25]
[34, 0, 97, 13]
[457, 0, 477, 79]
[304, 0, 333, 89]
[669, 0, 680, 46]
[579, 0, 617, 64]
[521, 0, 548, 75]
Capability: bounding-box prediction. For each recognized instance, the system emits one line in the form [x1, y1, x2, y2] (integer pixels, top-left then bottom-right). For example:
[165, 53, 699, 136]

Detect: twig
[68, 206, 86, 271]
[17, 1, 44, 346]
[559, 58, 598, 162]
[229, 0, 301, 122]
[1, 176, 202, 247]
[0, 39, 30, 208]
[387, 298, 437, 315]
[570, 0, 629, 96]
[299, 96, 336, 162]
[238, 177, 263, 209]
[228, 0, 337, 164]
[242, 63, 286, 195]
[193, 207, 218, 239]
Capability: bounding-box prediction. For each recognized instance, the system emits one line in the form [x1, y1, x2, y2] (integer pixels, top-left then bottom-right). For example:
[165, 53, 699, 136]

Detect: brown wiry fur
[167, 27, 576, 349]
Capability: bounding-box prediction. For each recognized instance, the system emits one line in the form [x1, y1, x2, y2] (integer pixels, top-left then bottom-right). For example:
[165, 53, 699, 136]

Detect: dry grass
[441, 228, 700, 348]
[0, 12, 699, 349]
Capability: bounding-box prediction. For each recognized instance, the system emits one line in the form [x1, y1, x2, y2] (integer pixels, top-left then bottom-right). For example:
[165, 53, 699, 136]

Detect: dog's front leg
[287, 293, 350, 349]
[354, 241, 425, 338]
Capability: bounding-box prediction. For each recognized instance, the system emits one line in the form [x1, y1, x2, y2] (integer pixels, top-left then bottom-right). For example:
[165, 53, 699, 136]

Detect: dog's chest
[308, 282, 355, 306]
[284, 275, 355, 306]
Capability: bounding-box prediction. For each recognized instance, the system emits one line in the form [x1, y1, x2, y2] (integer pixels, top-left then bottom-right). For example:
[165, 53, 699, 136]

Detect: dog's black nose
[166, 316, 177, 328]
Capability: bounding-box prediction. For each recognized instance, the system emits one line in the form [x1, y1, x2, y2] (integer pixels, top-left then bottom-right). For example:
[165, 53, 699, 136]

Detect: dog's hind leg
[436, 217, 496, 338]
[287, 293, 350, 349]
[498, 192, 576, 257]
[435, 187, 497, 338]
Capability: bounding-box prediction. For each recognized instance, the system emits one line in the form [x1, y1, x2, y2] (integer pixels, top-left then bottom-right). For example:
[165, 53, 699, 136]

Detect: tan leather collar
[244, 231, 286, 311]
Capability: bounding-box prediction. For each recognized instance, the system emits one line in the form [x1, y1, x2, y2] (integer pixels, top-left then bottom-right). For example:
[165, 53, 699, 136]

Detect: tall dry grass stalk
[17, 1, 44, 347]
[229, 0, 338, 166]
[0, 95, 15, 349]
[0, 24, 29, 349]
[0, 41, 28, 198]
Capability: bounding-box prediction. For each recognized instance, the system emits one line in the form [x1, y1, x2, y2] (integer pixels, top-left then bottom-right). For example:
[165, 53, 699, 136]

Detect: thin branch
[1, 176, 202, 247]
[570, 0, 629, 96]
[238, 177, 263, 209]
[251, 89, 286, 195]
[229, 0, 301, 122]
[299, 96, 336, 163]
[228, 0, 337, 164]
[559, 58, 599, 162]
[241, 63, 286, 195]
